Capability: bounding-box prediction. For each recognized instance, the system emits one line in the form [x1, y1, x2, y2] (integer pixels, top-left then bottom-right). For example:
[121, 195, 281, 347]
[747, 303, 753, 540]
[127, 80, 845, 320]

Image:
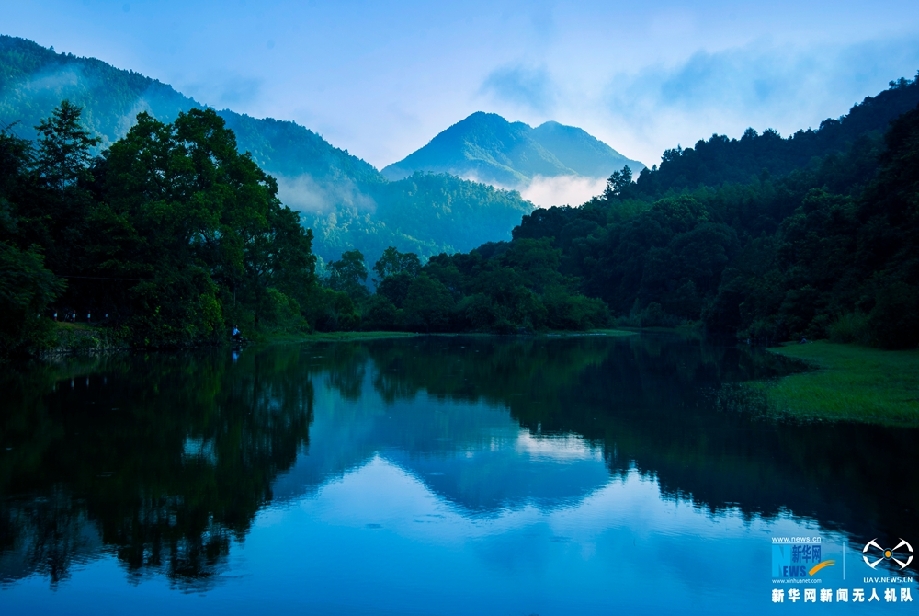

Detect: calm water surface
[1, 334, 917, 614]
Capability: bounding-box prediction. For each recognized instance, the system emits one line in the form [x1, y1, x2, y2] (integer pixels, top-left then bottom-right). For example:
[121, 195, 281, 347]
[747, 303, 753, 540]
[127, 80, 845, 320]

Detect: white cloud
[518, 175, 606, 208]
[598, 36, 919, 165]
[276, 174, 376, 214]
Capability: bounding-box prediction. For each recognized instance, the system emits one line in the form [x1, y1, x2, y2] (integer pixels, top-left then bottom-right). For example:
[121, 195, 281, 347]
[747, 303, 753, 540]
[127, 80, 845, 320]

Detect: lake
[1, 334, 917, 614]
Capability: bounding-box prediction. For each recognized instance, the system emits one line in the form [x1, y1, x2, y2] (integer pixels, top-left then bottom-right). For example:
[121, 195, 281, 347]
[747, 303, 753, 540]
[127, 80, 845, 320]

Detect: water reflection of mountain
[291, 336, 919, 568]
[2, 334, 918, 588]
[271, 337, 617, 513]
[262, 334, 919, 560]
[272, 390, 611, 514]
[500, 335, 919, 557]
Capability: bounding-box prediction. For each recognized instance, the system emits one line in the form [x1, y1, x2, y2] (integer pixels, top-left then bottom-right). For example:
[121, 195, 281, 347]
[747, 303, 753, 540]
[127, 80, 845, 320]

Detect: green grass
[759, 341, 919, 427]
[42, 321, 128, 354]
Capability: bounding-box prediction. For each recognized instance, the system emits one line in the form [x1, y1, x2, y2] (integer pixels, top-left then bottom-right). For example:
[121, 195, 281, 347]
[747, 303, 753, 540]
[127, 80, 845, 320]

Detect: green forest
[1, 104, 316, 352]
[2, 72, 919, 356]
[506, 75, 919, 348]
[336, 74, 919, 347]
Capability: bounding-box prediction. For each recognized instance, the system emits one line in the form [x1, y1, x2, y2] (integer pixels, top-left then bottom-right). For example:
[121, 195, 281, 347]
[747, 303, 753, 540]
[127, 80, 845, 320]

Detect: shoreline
[16, 330, 919, 428]
[22, 326, 639, 358]
[757, 340, 919, 427]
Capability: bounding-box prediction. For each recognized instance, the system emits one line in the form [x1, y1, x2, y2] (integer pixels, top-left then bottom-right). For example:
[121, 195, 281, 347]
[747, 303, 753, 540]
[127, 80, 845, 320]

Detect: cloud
[0, 64, 93, 140]
[459, 171, 605, 209]
[518, 175, 606, 208]
[602, 36, 919, 163]
[276, 174, 376, 214]
[480, 64, 556, 113]
[213, 75, 263, 107]
[180, 73, 264, 110]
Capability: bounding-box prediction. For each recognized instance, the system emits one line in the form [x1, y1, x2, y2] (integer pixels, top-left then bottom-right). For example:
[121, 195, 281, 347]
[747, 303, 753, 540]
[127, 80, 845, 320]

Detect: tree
[0, 239, 64, 356]
[34, 100, 100, 193]
[603, 165, 633, 200]
[362, 295, 400, 331]
[372, 246, 421, 282]
[0, 126, 64, 357]
[28, 102, 102, 281]
[93, 108, 317, 345]
[403, 275, 454, 332]
[377, 273, 413, 309]
[328, 249, 369, 302]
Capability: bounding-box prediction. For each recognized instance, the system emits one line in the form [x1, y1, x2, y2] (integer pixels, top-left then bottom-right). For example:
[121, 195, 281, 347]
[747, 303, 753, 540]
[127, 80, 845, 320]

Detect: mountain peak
[382, 113, 642, 186]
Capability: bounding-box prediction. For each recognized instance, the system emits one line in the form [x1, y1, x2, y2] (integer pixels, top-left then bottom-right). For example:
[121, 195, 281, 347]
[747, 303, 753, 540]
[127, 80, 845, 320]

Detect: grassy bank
[34, 322, 130, 356]
[32, 326, 636, 355]
[759, 341, 919, 426]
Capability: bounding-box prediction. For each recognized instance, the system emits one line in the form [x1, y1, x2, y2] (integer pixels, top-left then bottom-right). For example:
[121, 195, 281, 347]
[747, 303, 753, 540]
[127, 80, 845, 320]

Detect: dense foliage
[1, 103, 317, 353]
[302, 170, 533, 265]
[342, 75, 919, 344]
[0, 101, 593, 355]
[3, 38, 918, 351]
[353, 242, 609, 334]
[507, 75, 919, 347]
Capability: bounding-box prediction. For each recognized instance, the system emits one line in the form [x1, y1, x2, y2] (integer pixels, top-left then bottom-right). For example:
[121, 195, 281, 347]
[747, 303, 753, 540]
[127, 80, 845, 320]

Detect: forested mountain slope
[0, 35, 532, 262]
[630, 77, 919, 198]
[381, 111, 643, 186]
[495, 75, 919, 346]
[347, 73, 919, 345]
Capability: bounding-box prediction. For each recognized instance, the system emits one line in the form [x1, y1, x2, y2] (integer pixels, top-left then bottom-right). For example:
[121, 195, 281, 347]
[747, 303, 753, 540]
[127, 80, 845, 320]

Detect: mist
[519, 175, 607, 208]
[276, 174, 376, 214]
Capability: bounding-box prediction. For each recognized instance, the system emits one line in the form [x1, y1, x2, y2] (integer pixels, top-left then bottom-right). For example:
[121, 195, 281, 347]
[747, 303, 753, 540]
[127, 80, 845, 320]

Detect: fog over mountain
[0, 35, 533, 263]
[382, 112, 644, 205]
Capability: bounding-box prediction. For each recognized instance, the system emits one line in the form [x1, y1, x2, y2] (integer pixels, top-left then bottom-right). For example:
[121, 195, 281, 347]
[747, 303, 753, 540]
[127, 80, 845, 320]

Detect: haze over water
[2, 335, 917, 613]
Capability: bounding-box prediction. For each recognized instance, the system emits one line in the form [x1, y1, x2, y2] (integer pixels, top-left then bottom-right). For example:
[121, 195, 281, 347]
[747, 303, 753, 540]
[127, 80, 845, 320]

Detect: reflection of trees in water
[321, 345, 369, 402]
[0, 346, 314, 588]
[319, 334, 919, 573]
[3, 336, 918, 586]
[111, 492, 233, 591]
[0, 490, 100, 587]
[364, 336, 612, 409]
[501, 335, 919, 572]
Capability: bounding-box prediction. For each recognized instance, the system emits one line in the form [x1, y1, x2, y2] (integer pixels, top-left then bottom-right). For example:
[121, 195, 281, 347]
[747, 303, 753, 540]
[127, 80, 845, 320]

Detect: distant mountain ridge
[382, 111, 643, 186]
[0, 35, 533, 262]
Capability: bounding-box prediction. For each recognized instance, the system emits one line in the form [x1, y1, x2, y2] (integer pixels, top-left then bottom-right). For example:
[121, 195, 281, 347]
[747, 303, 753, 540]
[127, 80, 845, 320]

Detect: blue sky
[4, 0, 919, 170]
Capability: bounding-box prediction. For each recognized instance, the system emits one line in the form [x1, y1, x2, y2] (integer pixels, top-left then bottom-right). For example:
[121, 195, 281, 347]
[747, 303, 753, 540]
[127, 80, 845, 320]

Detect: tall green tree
[0, 129, 64, 357]
[28, 101, 101, 282]
[372, 246, 421, 281]
[34, 100, 100, 193]
[91, 108, 317, 345]
[328, 249, 369, 303]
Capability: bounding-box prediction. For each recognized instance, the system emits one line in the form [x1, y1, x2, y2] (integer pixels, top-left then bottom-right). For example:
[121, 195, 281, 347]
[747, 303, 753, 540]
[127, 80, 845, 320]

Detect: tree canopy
[1, 103, 318, 354]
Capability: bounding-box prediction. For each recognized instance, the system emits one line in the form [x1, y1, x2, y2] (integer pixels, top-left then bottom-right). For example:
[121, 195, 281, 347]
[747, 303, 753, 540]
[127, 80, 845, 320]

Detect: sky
[4, 0, 919, 176]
